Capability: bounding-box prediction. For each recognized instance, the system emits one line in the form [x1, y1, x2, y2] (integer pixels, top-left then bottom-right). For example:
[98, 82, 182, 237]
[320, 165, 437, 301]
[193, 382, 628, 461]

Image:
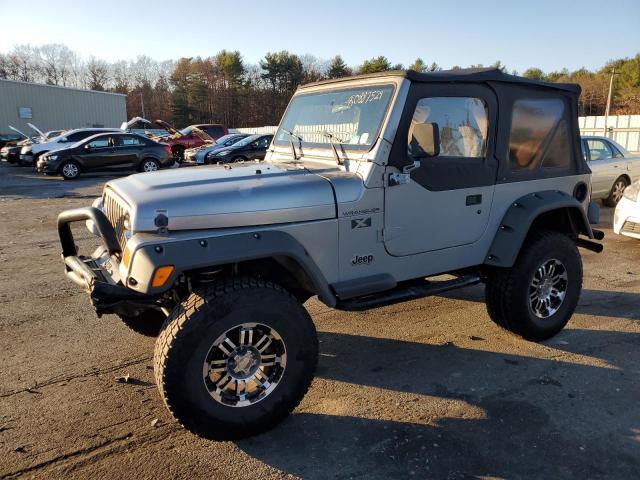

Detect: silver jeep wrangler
[57, 68, 603, 439]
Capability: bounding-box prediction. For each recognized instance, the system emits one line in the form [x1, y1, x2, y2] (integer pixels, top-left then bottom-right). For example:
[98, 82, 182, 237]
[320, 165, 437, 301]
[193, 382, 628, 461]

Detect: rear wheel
[60, 161, 81, 180]
[140, 158, 160, 173]
[484, 230, 582, 341]
[154, 277, 318, 439]
[118, 309, 166, 337]
[604, 176, 629, 207]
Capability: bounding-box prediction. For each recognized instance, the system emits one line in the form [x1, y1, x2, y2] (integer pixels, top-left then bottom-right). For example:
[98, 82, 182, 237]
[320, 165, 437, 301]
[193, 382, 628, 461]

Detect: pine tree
[327, 55, 351, 79]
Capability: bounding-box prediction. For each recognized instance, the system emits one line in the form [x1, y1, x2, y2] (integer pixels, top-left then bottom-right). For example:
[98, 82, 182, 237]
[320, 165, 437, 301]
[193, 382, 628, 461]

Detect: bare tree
[86, 57, 109, 91]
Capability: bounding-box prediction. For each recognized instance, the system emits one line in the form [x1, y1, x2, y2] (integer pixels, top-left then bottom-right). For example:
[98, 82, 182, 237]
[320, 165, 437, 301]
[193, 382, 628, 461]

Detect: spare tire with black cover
[484, 230, 582, 341]
[154, 277, 318, 439]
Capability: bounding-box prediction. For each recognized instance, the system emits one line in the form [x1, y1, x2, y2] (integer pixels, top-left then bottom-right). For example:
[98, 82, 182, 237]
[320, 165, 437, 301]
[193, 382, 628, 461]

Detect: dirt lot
[0, 162, 639, 480]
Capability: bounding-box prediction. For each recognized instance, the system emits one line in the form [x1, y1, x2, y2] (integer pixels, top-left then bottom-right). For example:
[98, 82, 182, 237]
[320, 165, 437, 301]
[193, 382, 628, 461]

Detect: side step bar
[335, 274, 481, 312]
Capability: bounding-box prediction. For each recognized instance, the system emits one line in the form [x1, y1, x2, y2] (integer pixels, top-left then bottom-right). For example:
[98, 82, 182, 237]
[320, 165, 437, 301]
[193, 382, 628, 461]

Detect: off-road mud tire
[153, 277, 318, 439]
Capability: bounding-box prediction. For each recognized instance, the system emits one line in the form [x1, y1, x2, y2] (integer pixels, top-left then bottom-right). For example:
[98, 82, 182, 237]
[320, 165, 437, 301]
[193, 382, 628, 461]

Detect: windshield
[274, 84, 394, 151]
[216, 134, 242, 145]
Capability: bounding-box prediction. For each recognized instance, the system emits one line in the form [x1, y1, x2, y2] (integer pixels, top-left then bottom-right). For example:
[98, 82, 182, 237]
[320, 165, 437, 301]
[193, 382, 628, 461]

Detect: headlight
[623, 181, 640, 202]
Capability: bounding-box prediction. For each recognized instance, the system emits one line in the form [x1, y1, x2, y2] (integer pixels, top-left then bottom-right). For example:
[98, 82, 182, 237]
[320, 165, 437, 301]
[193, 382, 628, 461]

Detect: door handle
[466, 194, 482, 206]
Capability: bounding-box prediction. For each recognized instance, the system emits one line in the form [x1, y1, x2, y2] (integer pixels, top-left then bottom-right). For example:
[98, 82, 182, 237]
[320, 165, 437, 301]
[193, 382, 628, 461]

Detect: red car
[151, 120, 228, 161]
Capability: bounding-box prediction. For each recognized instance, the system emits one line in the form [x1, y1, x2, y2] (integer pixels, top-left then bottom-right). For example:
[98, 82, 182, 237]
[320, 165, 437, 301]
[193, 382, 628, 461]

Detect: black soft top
[302, 68, 580, 94]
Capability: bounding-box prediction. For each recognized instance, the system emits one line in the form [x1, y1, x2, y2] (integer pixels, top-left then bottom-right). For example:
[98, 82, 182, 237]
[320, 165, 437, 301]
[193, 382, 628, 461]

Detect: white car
[583, 136, 640, 206]
[613, 180, 640, 239]
[19, 127, 119, 166]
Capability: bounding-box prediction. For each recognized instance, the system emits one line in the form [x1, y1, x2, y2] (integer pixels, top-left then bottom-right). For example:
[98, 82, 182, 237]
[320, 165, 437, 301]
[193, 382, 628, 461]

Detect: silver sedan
[583, 136, 640, 206]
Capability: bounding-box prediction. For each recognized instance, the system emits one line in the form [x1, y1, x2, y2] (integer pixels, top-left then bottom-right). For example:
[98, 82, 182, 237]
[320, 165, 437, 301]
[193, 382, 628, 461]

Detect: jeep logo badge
[351, 254, 374, 266]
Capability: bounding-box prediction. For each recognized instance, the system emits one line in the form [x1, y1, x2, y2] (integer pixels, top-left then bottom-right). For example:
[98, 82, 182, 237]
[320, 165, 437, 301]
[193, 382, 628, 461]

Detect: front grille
[622, 221, 640, 234]
[103, 189, 130, 249]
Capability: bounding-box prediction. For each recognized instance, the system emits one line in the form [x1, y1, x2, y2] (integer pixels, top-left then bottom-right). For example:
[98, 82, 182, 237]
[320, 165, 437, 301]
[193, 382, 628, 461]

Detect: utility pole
[603, 68, 615, 136]
[140, 92, 146, 119]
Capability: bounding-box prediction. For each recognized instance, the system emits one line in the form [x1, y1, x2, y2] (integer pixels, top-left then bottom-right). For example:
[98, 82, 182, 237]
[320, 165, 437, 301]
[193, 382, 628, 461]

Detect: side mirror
[84, 144, 91, 151]
[60, 137, 68, 143]
[408, 122, 440, 158]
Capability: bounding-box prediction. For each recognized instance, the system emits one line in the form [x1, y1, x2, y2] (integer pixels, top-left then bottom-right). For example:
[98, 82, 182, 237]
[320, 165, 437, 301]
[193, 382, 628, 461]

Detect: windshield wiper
[322, 131, 346, 165]
[282, 129, 303, 160]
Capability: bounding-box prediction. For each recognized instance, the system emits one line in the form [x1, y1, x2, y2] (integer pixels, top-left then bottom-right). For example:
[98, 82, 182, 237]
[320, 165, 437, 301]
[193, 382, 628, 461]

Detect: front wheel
[484, 230, 582, 341]
[60, 161, 81, 180]
[154, 277, 318, 439]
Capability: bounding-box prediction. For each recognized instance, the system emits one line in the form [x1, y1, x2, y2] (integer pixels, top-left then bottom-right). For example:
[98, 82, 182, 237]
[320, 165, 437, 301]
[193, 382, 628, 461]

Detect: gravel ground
[0, 162, 639, 479]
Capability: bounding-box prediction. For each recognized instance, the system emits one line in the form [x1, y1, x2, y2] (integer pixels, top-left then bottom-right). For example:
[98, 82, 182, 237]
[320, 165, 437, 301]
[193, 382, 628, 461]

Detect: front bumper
[613, 196, 640, 239]
[57, 207, 157, 316]
[20, 153, 34, 164]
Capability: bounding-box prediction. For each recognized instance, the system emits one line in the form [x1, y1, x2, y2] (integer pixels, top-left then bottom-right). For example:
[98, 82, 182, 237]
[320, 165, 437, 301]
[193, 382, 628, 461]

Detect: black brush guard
[57, 207, 158, 316]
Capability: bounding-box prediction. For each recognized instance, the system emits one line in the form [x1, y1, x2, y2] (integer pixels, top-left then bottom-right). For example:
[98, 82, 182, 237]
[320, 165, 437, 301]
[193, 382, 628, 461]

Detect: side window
[118, 135, 143, 146]
[206, 126, 224, 138]
[409, 97, 488, 158]
[87, 137, 110, 148]
[586, 139, 613, 161]
[509, 98, 570, 170]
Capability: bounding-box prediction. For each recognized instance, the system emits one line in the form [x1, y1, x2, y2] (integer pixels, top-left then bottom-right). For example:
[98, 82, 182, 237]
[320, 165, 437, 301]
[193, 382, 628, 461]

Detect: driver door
[384, 84, 498, 256]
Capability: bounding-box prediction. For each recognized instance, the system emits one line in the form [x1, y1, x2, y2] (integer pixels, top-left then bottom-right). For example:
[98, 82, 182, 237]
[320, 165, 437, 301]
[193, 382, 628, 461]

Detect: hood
[27, 122, 45, 137]
[121, 116, 154, 131]
[9, 125, 29, 139]
[154, 119, 179, 136]
[104, 162, 338, 231]
[191, 126, 213, 143]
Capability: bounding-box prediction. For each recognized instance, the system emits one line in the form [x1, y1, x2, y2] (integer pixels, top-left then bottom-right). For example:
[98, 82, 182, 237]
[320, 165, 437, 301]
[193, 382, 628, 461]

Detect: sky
[0, 0, 639, 73]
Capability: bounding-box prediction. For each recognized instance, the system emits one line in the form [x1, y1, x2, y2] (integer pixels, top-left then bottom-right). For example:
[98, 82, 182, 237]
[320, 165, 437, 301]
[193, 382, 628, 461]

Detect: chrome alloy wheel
[143, 160, 158, 172]
[203, 323, 287, 407]
[529, 259, 568, 319]
[612, 180, 626, 204]
[62, 163, 79, 178]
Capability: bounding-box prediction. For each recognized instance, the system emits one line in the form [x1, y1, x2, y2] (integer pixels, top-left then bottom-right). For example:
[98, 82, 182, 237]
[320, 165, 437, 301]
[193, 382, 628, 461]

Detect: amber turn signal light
[151, 265, 174, 287]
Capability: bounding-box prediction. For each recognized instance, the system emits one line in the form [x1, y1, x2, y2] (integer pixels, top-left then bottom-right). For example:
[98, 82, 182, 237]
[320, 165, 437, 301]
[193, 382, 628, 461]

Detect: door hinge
[388, 161, 421, 186]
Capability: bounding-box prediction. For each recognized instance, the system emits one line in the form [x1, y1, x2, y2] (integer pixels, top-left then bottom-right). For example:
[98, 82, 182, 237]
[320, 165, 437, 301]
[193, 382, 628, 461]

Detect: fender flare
[484, 190, 593, 268]
[131, 230, 337, 307]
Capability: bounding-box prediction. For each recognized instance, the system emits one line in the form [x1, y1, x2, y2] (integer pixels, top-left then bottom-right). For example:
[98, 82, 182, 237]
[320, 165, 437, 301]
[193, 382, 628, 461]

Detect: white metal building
[0, 79, 126, 135]
[579, 115, 640, 153]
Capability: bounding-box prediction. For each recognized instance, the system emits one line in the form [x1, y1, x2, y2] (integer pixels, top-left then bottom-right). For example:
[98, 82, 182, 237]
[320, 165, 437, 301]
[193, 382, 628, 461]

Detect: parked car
[19, 128, 120, 166]
[150, 120, 222, 161]
[36, 132, 173, 180]
[26, 122, 65, 142]
[582, 136, 640, 206]
[183, 133, 251, 164]
[1, 141, 29, 163]
[613, 180, 640, 239]
[2, 126, 37, 164]
[120, 117, 170, 137]
[55, 68, 603, 439]
[0, 133, 22, 149]
[205, 134, 273, 163]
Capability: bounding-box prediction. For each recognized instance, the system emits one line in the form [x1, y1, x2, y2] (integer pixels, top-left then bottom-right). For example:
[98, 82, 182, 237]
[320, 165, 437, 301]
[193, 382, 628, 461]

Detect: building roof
[0, 78, 127, 97]
[302, 68, 580, 94]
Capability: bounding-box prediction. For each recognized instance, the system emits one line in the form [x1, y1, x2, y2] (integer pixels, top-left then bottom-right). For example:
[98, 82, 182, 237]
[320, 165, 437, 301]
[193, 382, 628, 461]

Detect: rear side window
[409, 97, 488, 158]
[118, 135, 144, 146]
[509, 99, 570, 170]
